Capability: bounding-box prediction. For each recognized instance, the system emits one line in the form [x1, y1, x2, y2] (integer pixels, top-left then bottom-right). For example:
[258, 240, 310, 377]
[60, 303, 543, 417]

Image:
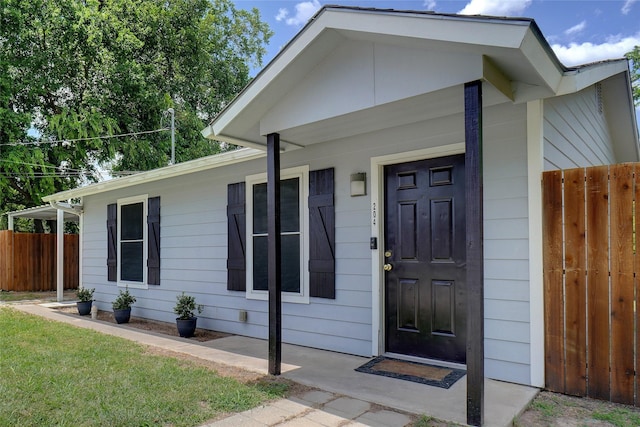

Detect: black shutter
[107, 203, 117, 282]
[309, 168, 335, 299]
[147, 196, 161, 285]
[227, 182, 246, 291]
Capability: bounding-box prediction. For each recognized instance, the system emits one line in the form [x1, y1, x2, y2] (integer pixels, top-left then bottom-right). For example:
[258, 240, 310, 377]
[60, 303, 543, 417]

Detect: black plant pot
[176, 317, 197, 338]
[77, 301, 92, 316]
[113, 308, 131, 324]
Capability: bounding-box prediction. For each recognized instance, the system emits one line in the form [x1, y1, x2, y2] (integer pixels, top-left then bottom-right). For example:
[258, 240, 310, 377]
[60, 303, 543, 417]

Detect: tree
[627, 46, 640, 105]
[0, 0, 272, 229]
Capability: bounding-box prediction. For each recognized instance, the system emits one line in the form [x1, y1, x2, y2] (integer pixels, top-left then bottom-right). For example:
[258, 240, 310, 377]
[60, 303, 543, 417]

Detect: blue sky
[236, 0, 640, 67]
[233, 0, 640, 124]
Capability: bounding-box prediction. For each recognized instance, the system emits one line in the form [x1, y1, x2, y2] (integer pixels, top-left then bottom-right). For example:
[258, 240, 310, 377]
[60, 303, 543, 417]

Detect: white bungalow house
[43, 7, 638, 423]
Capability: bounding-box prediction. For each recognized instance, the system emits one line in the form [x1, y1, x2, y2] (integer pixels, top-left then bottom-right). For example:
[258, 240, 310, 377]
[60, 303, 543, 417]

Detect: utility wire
[0, 127, 168, 147]
[0, 159, 85, 173]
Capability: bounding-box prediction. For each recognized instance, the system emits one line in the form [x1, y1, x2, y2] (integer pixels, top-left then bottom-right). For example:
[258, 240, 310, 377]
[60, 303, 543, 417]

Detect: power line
[0, 127, 169, 147]
[0, 159, 85, 173]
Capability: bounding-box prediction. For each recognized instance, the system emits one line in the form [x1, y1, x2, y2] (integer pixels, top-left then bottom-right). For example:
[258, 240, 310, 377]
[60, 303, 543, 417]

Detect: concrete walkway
[10, 303, 538, 426]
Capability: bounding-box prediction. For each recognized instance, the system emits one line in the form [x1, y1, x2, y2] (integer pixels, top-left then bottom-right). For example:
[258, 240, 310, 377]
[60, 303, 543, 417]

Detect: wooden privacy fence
[543, 163, 640, 406]
[0, 230, 78, 292]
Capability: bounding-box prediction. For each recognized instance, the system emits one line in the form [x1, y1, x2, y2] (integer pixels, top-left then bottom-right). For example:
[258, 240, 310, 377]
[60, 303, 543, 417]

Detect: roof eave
[43, 148, 265, 202]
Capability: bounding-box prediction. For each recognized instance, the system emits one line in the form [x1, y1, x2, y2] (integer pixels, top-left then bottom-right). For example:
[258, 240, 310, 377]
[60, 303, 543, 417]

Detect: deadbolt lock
[384, 251, 392, 258]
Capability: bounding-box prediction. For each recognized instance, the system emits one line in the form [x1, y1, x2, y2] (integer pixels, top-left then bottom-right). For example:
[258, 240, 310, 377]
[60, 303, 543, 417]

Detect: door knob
[383, 263, 393, 271]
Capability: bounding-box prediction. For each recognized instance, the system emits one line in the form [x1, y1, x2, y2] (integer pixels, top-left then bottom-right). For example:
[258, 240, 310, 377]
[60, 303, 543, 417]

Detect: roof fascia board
[519, 29, 564, 93]
[43, 148, 266, 202]
[556, 59, 629, 95]
[327, 9, 530, 49]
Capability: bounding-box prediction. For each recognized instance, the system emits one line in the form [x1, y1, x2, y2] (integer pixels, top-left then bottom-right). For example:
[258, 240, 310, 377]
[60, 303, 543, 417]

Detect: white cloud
[622, 0, 638, 15]
[277, 0, 322, 27]
[275, 8, 288, 22]
[551, 33, 640, 66]
[424, 0, 437, 10]
[564, 21, 586, 36]
[458, 0, 531, 16]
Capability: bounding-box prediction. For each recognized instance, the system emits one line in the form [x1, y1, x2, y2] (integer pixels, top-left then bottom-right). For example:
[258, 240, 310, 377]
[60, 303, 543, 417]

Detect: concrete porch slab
[203, 335, 539, 426]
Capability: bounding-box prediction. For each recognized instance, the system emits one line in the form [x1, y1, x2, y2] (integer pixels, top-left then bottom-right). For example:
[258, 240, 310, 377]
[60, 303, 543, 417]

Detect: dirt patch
[516, 391, 640, 427]
[54, 306, 230, 342]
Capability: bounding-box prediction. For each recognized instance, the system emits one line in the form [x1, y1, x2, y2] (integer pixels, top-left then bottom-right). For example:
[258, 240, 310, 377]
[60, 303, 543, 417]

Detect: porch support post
[267, 132, 282, 375]
[465, 80, 484, 426]
[56, 208, 64, 302]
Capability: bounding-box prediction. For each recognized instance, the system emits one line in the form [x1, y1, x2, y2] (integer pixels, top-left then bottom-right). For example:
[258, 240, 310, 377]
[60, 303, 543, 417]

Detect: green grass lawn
[0, 307, 288, 426]
[0, 291, 56, 302]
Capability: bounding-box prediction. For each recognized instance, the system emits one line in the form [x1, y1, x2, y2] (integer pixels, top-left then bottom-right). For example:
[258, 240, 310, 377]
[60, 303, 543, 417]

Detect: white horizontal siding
[482, 102, 532, 383]
[79, 98, 533, 385]
[543, 85, 615, 169]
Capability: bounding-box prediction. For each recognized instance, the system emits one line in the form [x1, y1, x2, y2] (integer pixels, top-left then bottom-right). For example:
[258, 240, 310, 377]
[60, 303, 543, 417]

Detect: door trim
[369, 143, 465, 356]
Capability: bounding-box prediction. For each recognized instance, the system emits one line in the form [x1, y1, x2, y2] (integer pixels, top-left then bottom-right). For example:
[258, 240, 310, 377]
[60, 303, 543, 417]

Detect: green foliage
[0, 0, 272, 225]
[529, 399, 560, 418]
[0, 308, 283, 426]
[627, 46, 640, 106]
[75, 287, 95, 302]
[593, 408, 640, 427]
[413, 415, 434, 426]
[173, 292, 204, 320]
[112, 287, 136, 310]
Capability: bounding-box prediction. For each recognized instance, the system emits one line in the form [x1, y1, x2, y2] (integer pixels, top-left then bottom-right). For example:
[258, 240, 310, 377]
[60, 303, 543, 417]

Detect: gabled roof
[202, 6, 636, 153]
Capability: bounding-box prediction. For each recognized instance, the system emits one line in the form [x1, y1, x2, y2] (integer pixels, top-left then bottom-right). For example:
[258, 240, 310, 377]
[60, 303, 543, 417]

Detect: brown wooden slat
[635, 167, 640, 407]
[543, 169, 565, 393]
[0, 232, 78, 292]
[586, 165, 611, 401]
[64, 234, 79, 289]
[609, 164, 635, 404]
[563, 167, 587, 396]
[0, 231, 12, 290]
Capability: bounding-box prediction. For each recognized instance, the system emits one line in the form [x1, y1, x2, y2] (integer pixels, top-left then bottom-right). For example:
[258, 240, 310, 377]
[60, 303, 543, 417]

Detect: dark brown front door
[384, 154, 466, 364]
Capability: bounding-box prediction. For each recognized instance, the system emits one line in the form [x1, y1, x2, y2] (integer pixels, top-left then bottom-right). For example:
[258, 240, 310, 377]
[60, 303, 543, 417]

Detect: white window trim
[117, 194, 148, 289]
[246, 165, 309, 304]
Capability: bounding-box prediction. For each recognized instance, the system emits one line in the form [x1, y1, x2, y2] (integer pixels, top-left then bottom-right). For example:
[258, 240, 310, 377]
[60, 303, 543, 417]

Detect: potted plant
[112, 287, 136, 324]
[173, 292, 203, 338]
[76, 287, 95, 315]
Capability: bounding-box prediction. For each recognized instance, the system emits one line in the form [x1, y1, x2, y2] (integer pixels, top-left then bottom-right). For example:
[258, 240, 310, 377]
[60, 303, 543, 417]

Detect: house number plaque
[372, 202, 377, 226]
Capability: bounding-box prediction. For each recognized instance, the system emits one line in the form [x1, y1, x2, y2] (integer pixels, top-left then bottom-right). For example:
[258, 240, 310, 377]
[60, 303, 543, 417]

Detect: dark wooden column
[267, 132, 282, 375]
[465, 80, 484, 427]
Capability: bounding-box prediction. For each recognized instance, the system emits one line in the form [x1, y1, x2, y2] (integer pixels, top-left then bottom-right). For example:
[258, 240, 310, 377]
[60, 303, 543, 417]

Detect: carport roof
[7, 205, 80, 223]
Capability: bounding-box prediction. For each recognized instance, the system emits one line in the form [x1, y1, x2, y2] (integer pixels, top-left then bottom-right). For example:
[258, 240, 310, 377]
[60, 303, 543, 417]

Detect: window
[117, 195, 148, 288]
[246, 166, 309, 303]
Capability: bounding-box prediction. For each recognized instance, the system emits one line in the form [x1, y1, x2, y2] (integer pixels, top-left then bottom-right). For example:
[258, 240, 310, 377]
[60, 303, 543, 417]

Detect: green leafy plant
[112, 287, 136, 310]
[76, 287, 95, 302]
[173, 292, 204, 320]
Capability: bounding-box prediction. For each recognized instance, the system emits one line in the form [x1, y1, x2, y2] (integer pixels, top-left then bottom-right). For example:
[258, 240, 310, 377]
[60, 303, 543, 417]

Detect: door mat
[355, 356, 466, 389]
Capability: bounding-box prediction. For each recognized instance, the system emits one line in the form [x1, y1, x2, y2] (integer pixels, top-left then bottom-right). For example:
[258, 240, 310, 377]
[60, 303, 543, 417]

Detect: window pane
[280, 179, 299, 233]
[253, 178, 299, 235]
[252, 235, 301, 293]
[121, 202, 143, 240]
[253, 183, 268, 235]
[253, 236, 268, 291]
[121, 241, 143, 282]
[281, 234, 300, 293]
